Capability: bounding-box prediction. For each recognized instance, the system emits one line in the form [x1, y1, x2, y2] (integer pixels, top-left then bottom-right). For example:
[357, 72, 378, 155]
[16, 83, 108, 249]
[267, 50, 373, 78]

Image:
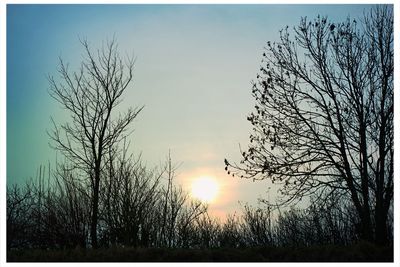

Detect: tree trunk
[360, 120, 373, 242]
[374, 78, 390, 245]
[90, 175, 100, 248]
[360, 210, 373, 242]
[374, 205, 388, 245]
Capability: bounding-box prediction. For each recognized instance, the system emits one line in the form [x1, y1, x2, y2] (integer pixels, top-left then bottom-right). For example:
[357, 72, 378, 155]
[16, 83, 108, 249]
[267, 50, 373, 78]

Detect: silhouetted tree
[241, 204, 272, 246]
[48, 38, 143, 247]
[7, 173, 367, 250]
[193, 213, 221, 249]
[7, 183, 34, 249]
[225, 6, 393, 244]
[176, 200, 208, 248]
[100, 145, 162, 247]
[157, 154, 207, 248]
[53, 164, 90, 248]
[7, 164, 90, 249]
[218, 213, 243, 248]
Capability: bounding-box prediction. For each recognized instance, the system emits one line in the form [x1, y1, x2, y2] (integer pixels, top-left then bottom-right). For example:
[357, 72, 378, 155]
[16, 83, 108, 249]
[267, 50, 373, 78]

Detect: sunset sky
[7, 4, 376, 219]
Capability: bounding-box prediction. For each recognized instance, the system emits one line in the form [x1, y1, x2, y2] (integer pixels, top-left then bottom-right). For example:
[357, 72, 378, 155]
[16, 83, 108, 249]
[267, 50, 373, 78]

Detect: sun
[191, 176, 219, 203]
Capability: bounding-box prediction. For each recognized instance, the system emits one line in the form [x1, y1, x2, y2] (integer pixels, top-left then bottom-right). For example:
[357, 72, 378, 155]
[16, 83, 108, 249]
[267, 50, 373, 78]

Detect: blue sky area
[7, 4, 378, 218]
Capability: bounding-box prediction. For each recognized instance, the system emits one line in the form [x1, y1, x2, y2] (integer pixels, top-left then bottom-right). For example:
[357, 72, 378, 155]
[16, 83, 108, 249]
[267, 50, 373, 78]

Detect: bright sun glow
[191, 176, 219, 203]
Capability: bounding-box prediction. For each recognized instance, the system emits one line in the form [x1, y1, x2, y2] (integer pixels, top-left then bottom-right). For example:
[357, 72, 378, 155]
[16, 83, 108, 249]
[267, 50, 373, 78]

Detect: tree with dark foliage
[48, 38, 143, 248]
[225, 6, 393, 244]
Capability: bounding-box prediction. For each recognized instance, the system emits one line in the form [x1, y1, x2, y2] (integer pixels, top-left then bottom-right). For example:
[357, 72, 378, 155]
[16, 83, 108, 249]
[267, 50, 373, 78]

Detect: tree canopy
[225, 6, 393, 244]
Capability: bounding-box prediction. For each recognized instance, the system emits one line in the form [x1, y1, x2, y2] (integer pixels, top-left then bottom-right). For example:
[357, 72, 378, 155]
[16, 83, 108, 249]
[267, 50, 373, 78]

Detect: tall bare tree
[225, 6, 393, 244]
[48, 38, 143, 247]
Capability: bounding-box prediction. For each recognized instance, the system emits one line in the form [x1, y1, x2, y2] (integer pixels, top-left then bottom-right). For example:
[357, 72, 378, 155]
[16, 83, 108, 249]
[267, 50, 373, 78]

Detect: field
[8, 242, 393, 262]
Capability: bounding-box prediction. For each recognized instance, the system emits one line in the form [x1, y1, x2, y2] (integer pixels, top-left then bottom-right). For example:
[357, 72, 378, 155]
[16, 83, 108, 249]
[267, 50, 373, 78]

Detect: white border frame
[0, 1, 398, 267]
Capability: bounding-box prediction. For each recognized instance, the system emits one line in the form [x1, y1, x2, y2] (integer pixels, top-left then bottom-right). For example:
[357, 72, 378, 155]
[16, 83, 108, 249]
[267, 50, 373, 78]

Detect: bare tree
[225, 6, 393, 244]
[241, 204, 272, 246]
[48, 38, 143, 247]
[100, 142, 163, 247]
[218, 213, 243, 248]
[193, 213, 221, 249]
[7, 183, 34, 249]
[52, 163, 93, 248]
[175, 199, 208, 248]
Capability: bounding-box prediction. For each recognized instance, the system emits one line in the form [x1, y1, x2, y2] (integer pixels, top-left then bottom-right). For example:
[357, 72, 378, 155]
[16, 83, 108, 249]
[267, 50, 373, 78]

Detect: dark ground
[7, 242, 393, 262]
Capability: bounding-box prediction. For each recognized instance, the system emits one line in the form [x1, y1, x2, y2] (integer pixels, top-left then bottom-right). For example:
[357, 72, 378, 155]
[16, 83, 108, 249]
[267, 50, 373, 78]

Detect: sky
[7, 4, 379, 219]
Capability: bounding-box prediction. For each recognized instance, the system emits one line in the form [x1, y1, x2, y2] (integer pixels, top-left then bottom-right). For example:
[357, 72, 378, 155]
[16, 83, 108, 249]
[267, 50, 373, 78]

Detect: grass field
[7, 242, 393, 262]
